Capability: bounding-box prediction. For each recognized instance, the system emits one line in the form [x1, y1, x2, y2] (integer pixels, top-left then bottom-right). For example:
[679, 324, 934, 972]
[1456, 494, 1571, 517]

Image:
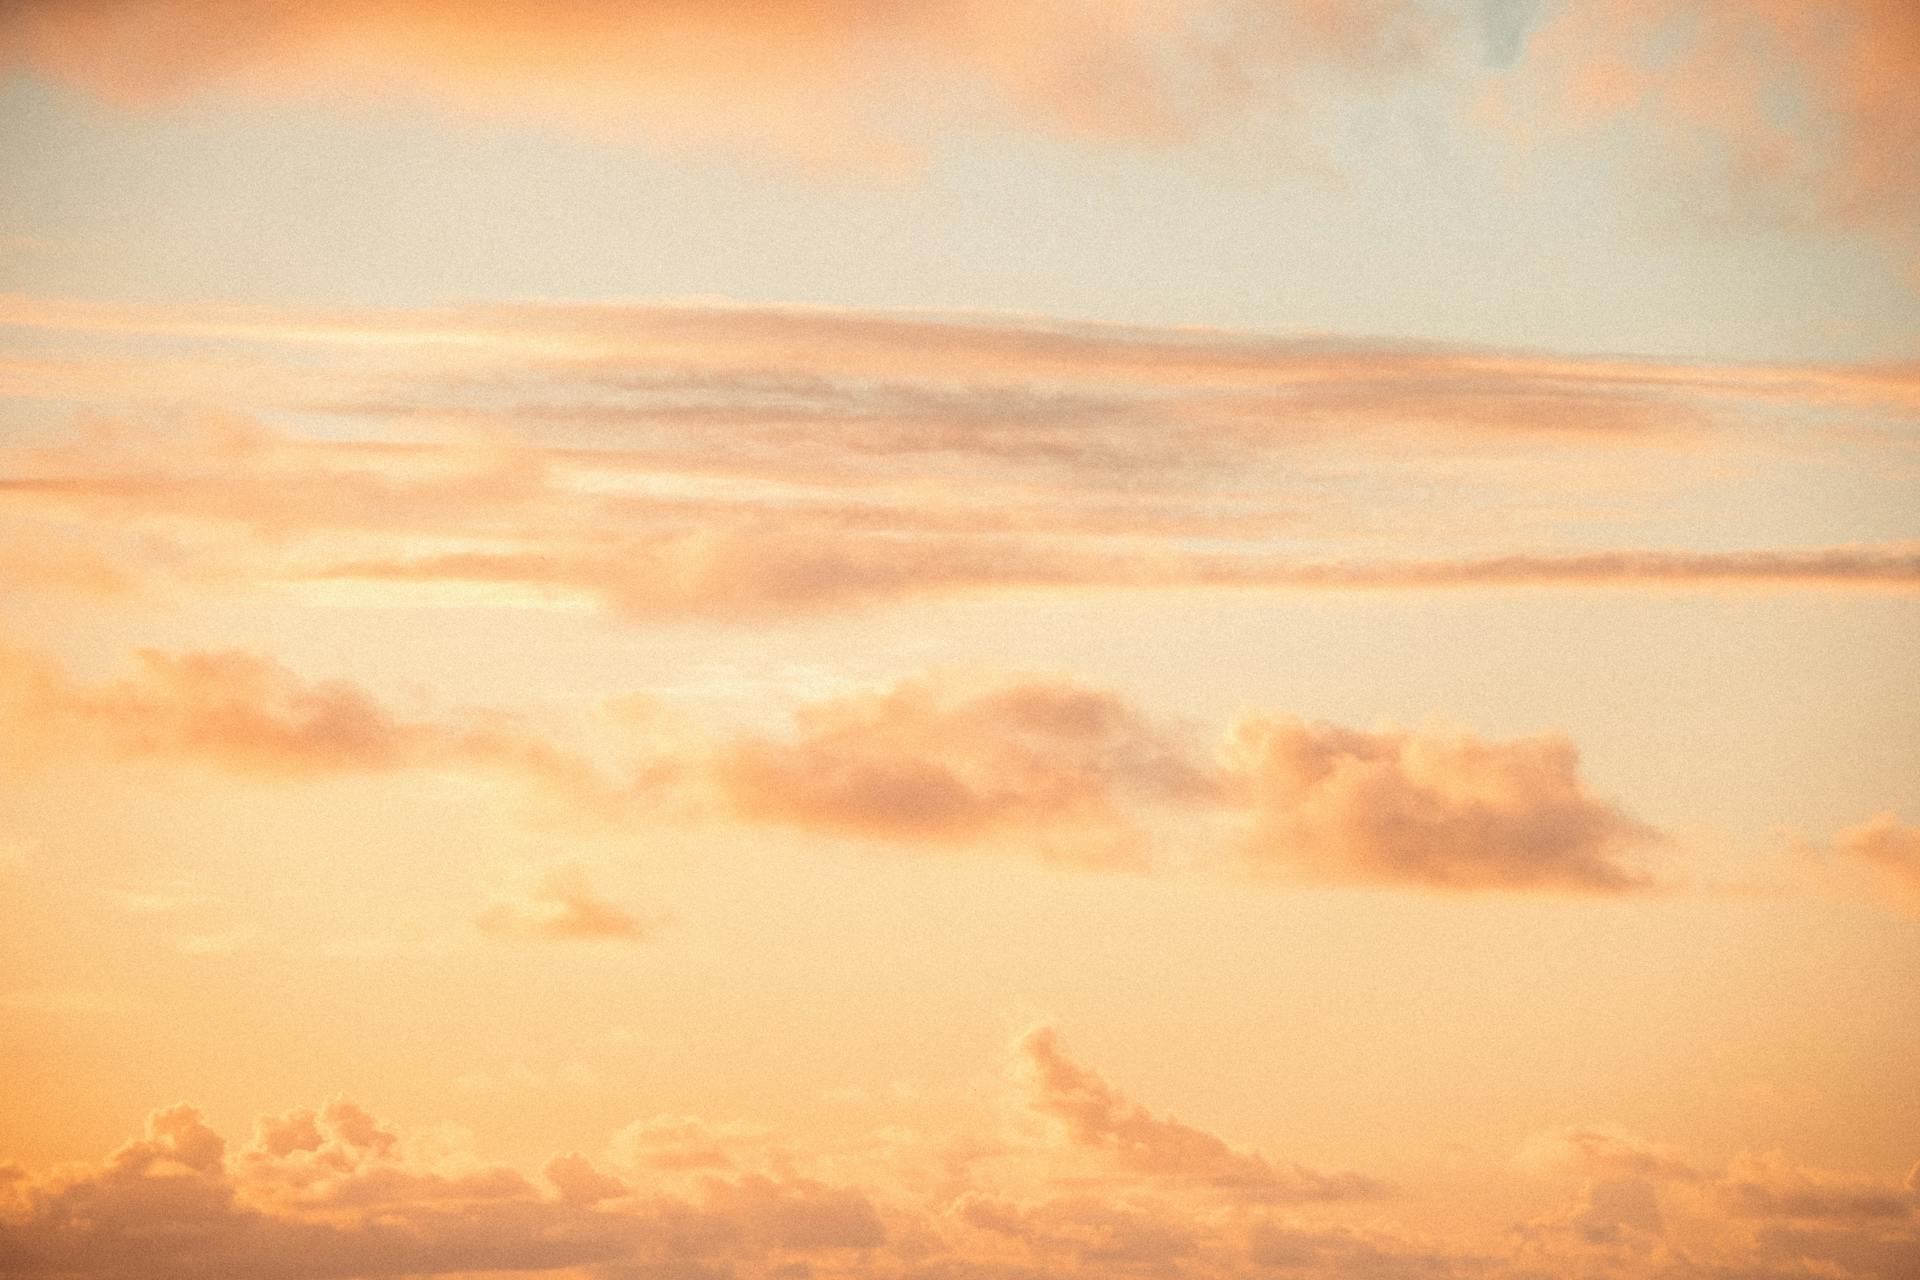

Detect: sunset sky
[1, 3, 1918, 1278]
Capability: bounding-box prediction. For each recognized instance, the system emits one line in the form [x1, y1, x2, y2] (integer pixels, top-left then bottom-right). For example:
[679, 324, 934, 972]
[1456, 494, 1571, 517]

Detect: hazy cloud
[478, 864, 656, 943]
[1830, 813, 1920, 916]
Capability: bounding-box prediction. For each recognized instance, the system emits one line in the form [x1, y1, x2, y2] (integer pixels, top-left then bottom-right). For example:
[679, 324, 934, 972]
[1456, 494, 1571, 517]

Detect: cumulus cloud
[477, 864, 656, 942]
[4, 1071, 1914, 1280]
[1516, 1123, 1919, 1268]
[716, 675, 1661, 891]
[0, 1096, 886, 1280]
[718, 676, 1211, 869]
[5, 645, 1663, 894]
[1013, 1025, 1385, 1202]
[1223, 716, 1658, 892]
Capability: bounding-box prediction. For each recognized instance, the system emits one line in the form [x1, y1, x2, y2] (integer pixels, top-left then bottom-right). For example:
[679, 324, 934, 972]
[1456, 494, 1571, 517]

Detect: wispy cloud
[477, 864, 658, 943]
[2, 299, 1912, 620]
[0, 0, 1439, 165]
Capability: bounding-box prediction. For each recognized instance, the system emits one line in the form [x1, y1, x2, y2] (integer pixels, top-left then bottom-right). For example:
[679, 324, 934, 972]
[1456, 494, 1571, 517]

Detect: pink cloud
[1225, 716, 1658, 892]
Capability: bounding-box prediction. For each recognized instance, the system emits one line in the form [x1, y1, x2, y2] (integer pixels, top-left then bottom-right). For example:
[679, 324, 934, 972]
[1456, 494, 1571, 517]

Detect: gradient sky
[1, 4, 1918, 1279]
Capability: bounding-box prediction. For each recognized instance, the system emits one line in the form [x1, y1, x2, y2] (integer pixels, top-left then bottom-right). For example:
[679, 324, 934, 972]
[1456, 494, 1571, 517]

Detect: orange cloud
[5, 299, 1914, 621]
[717, 676, 1211, 868]
[1510, 1, 1920, 276]
[1829, 813, 1920, 916]
[5, 646, 1667, 895]
[311, 542, 1920, 621]
[0, 1096, 890, 1279]
[0, 0, 1439, 164]
[477, 864, 656, 943]
[4, 1067, 1914, 1280]
[1514, 1122, 1920, 1273]
[0, 645, 619, 812]
[1718, 1150, 1919, 1223]
[1224, 717, 1658, 892]
[1014, 1025, 1386, 1202]
[1517, 1126, 1702, 1184]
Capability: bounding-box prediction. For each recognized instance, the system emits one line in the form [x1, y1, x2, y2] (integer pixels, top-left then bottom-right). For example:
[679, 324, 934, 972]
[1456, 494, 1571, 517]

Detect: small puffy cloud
[1013, 1025, 1385, 1203]
[1224, 716, 1657, 892]
[718, 675, 1211, 869]
[477, 864, 656, 943]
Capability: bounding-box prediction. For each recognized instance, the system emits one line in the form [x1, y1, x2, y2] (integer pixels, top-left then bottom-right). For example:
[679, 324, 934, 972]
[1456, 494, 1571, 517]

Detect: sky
[0, 2, 1917, 1278]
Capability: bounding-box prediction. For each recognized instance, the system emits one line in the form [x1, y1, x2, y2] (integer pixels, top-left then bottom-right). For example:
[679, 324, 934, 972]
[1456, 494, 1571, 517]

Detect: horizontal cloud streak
[2, 297, 1912, 621]
[1, 646, 1662, 894]
[0, 297, 1912, 625]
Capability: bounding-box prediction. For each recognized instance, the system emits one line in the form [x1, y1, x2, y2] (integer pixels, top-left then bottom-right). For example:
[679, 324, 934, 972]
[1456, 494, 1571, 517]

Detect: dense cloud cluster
[2, 1031, 1912, 1279]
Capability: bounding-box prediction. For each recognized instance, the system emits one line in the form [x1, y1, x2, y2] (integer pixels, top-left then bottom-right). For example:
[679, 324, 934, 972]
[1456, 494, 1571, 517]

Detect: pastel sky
[1, 3, 1917, 1279]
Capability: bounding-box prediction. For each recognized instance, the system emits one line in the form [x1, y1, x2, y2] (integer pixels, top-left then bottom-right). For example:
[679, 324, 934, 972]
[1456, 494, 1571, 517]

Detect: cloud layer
[2, 298, 1914, 623]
